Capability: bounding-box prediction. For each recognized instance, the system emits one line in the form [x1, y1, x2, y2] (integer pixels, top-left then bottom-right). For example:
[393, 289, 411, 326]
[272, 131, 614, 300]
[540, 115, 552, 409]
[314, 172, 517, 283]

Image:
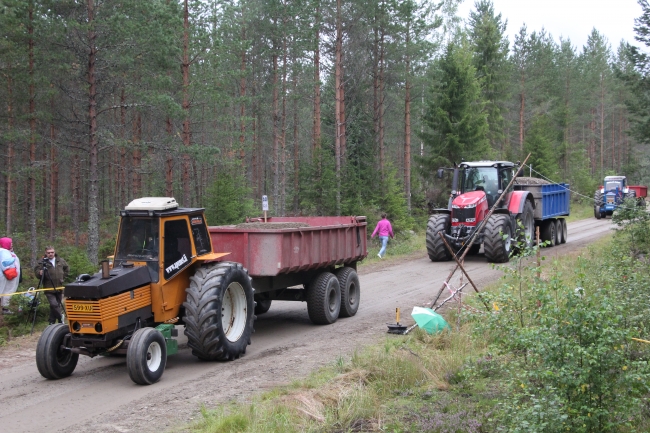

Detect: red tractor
[427, 161, 570, 263]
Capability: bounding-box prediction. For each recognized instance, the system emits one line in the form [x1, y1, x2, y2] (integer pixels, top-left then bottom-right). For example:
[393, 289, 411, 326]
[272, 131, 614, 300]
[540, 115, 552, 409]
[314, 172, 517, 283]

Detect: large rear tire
[426, 214, 451, 261]
[306, 272, 340, 325]
[335, 267, 360, 318]
[483, 215, 513, 263]
[36, 324, 78, 380]
[127, 328, 167, 385]
[514, 200, 534, 252]
[541, 220, 556, 247]
[594, 190, 603, 219]
[183, 262, 255, 361]
[560, 219, 567, 244]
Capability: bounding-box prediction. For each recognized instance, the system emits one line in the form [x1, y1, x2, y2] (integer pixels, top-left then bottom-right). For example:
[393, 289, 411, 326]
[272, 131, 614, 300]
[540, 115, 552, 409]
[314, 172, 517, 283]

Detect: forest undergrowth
[190, 205, 650, 433]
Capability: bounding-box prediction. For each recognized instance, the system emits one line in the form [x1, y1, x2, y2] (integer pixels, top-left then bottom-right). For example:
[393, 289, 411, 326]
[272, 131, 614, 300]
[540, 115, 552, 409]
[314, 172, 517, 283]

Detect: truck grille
[452, 207, 476, 224]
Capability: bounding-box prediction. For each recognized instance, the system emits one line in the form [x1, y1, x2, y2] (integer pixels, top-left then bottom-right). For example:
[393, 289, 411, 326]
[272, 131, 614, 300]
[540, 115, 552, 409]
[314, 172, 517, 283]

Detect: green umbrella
[411, 306, 450, 334]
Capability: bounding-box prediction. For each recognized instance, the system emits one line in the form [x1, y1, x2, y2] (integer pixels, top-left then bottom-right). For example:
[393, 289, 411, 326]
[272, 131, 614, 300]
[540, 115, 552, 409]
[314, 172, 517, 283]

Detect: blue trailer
[513, 181, 571, 246]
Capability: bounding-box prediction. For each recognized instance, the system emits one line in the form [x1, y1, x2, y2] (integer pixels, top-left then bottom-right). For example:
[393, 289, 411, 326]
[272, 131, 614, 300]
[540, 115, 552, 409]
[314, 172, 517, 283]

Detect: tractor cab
[457, 161, 516, 209]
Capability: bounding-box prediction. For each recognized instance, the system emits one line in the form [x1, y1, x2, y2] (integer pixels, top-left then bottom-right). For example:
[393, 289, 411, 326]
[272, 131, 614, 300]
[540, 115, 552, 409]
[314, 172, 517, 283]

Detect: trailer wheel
[183, 262, 255, 361]
[541, 220, 556, 247]
[254, 298, 272, 315]
[335, 267, 360, 318]
[483, 215, 512, 263]
[426, 214, 451, 261]
[514, 200, 534, 252]
[554, 219, 563, 245]
[307, 272, 341, 325]
[36, 324, 78, 380]
[127, 328, 167, 385]
[560, 219, 568, 243]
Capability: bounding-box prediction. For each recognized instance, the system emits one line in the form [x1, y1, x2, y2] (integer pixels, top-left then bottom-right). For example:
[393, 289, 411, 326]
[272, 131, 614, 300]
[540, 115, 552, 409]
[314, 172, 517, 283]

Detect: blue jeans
[378, 236, 389, 258]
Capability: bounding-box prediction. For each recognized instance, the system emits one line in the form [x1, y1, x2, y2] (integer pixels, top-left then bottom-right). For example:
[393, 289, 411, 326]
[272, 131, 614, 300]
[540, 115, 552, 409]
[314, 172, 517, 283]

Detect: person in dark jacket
[34, 246, 69, 324]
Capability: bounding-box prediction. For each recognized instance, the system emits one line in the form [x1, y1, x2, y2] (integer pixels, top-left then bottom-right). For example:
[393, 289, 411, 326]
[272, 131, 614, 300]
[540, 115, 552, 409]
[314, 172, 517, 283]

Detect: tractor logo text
[166, 254, 188, 274]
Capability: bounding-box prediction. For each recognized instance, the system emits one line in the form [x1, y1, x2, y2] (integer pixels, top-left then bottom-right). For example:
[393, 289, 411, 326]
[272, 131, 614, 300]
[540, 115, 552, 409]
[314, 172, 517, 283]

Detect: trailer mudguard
[508, 190, 533, 214]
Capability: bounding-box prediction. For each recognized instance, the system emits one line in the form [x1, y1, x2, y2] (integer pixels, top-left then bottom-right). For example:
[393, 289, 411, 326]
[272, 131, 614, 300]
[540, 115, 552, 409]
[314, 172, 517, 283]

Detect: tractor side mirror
[436, 168, 444, 179]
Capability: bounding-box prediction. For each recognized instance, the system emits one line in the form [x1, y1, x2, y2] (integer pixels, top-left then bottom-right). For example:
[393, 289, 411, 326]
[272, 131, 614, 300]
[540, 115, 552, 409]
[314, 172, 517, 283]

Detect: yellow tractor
[36, 197, 255, 385]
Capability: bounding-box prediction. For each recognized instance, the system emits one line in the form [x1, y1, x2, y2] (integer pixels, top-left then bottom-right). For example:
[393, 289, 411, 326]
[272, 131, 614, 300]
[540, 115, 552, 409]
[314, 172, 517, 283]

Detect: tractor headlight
[463, 203, 477, 209]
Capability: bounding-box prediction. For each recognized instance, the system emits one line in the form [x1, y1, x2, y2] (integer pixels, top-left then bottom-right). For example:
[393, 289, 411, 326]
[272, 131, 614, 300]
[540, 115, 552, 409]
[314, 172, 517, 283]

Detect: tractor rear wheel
[541, 220, 556, 247]
[36, 324, 78, 380]
[306, 272, 341, 325]
[127, 327, 167, 385]
[483, 215, 513, 263]
[183, 262, 255, 361]
[426, 214, 451, 261]
[594, 190, 603, 219]
[335, 266, 360, 318]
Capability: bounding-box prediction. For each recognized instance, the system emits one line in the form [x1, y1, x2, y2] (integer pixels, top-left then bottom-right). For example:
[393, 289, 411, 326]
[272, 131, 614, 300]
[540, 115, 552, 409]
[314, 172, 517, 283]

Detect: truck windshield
[463, 167, 498, 194]
[115, 217, 160, 262]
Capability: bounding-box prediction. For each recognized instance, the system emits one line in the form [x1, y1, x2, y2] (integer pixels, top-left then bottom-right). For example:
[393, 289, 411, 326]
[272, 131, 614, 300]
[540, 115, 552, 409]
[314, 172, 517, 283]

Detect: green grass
[567, 199, 594, 222]
[186, 222, 649, 433]
[190, 328, 495, 433]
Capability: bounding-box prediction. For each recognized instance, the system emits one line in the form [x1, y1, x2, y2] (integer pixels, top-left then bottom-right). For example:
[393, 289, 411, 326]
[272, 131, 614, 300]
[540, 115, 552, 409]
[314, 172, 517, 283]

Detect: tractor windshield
[605, 181, 623, 192]
[115, 217, 160, 262]
[463, 167, 499, 195]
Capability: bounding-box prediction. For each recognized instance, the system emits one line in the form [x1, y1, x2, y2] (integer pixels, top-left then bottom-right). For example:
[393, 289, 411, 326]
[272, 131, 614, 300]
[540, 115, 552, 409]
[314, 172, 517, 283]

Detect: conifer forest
[2, 0, 650, 265]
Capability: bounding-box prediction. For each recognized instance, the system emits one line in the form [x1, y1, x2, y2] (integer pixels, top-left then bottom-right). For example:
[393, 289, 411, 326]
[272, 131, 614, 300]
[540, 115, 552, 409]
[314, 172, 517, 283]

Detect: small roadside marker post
[262, 195, 268, 223]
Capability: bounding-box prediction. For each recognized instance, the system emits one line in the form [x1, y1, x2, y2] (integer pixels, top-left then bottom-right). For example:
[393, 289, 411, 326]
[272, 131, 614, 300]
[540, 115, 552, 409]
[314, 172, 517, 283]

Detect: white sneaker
[377, 253, 382, 259]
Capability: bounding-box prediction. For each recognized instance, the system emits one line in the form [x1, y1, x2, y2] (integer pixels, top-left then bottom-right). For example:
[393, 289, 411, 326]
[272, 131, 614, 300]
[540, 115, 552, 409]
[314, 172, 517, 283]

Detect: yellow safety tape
[0, 286, 65, 297]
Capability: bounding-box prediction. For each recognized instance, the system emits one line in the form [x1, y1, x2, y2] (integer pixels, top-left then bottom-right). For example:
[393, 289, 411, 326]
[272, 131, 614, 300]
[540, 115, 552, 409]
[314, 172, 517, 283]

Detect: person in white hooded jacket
[0, 237, 20, 314]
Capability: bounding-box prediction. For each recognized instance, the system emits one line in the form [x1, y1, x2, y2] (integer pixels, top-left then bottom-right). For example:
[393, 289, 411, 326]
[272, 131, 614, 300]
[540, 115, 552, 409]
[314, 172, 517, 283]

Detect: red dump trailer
[209, 216, 368, 325]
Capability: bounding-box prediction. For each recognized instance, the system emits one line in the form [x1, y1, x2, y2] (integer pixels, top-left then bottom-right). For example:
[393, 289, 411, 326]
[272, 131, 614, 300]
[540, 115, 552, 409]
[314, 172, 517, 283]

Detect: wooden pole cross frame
[429, 153, 532, 309]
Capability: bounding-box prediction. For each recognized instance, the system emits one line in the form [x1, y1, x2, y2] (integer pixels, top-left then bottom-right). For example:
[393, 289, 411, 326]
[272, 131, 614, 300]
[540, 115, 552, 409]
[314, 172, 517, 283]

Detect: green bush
[469, 229, 650, 431]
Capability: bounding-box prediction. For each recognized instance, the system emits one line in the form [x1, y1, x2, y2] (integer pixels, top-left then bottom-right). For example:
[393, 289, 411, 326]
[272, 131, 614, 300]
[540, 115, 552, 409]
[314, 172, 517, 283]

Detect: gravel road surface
[0, 218, 614, 433]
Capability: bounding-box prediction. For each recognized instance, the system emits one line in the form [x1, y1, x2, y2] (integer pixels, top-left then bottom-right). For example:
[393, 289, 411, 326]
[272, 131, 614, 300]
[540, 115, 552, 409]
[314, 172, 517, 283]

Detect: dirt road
[0, 218, 614, 433]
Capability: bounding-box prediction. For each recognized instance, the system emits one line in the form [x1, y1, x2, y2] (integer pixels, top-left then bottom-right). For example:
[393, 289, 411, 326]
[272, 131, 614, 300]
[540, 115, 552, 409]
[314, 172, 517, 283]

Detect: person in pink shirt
[371, 213, 394, 258]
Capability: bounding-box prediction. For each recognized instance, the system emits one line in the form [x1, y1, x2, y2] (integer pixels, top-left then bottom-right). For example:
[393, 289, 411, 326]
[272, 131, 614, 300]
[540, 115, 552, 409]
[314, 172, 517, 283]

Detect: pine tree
[420, 40, 490, 172]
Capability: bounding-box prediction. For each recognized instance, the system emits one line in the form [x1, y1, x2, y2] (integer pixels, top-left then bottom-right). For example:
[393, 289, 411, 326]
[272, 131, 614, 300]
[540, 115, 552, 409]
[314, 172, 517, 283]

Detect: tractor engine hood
[452, 191, 487, 209]
[64, 265, 151, 300]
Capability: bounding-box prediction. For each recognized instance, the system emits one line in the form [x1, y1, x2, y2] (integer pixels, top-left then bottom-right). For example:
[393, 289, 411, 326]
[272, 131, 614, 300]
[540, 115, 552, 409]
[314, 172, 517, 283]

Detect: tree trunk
[29, 3, 38, 266]
[272, 37, 280, 214]
[404, 22, 411, 211]
[86, 0, 100, 265]
[334, 0, 342, 215]
[313, 3, 321, 153]
[5, 65, 14, 236]
[166, 117, 174, 197]
[132, 112, 142, 197]
[280, 33, 287, 216]
[181, 0, 191, 206]
[293, 68, 299, 214]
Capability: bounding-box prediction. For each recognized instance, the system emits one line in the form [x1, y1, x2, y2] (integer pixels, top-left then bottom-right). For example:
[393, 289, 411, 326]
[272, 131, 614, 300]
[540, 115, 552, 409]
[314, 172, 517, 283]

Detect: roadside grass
[191, 327, 497, 433]
[189, 225, 650, 433]
[566, 199, 594, 222]
[365, 230, 426, 263]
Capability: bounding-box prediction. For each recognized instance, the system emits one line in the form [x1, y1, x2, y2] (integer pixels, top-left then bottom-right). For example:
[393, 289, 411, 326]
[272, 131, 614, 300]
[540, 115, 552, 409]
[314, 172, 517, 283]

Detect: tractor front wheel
[36, 324, 78, 380]
[426, 214, 452, 261]
[127, 327, 167, 385]
[183, 262, 255, 361]
[484, 215, 513, 263]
